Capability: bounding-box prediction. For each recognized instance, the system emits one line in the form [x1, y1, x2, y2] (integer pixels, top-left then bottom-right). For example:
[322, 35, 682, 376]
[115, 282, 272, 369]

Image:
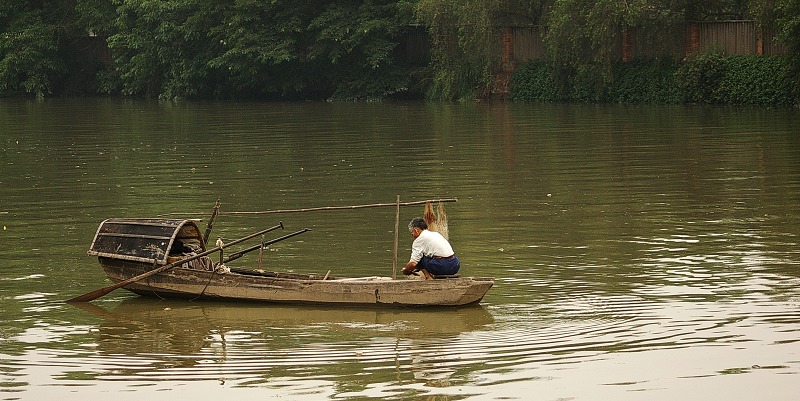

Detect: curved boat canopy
[87, 218, 206, 265]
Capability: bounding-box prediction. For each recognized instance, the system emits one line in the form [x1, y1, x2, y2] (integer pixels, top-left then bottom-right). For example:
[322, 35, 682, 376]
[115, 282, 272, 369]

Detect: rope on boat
[191, 238, 230, 301]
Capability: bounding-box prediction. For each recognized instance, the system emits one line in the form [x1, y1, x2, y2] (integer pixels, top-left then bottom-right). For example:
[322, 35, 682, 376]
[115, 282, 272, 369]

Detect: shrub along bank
[509, 54, 796, 107]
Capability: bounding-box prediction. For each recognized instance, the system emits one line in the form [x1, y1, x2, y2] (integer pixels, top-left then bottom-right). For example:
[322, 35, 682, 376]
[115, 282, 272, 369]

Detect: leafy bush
[424, 59, 488, 101]
[674, 52, 793, 106]
[719, 55, 793, 106]
[607, 58, 680, 103]
[0, 11, 64, 97]
[511, 58, 680, 104]
[508, 61, 560, 102]
[512, 54, 794, 106]
[568, 65, 606, 102]
[675, 51, 727, 103]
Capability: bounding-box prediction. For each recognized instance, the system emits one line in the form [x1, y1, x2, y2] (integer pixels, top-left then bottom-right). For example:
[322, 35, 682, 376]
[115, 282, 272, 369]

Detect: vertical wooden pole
[502, 26, 515, 72]
[622, 29, 632, 62]
[687, 22, 700, 58]
[757, 26, 764, 56]
[257, 235, 264, 270]
[392, 195, 400, 279]
[203, 199, 221, 245]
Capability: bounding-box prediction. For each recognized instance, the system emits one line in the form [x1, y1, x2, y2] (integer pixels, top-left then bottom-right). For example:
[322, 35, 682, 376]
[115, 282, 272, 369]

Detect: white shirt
[409, 230, 454, 263]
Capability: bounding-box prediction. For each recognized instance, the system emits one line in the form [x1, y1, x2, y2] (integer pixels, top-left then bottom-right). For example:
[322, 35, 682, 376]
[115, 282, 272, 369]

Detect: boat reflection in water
[77, 298, 495, 390]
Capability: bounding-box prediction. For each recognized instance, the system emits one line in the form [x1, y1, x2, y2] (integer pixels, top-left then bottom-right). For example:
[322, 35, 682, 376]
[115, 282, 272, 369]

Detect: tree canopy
[1, 0, 417, 100]
[0, 0, 798, 101]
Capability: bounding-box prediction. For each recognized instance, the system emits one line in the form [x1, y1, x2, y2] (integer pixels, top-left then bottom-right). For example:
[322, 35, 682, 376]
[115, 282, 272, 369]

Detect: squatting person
[402, 217, 460, 278]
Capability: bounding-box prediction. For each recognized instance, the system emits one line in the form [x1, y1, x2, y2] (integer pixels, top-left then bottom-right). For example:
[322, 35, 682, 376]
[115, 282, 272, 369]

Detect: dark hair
[408, 217, 428, 231]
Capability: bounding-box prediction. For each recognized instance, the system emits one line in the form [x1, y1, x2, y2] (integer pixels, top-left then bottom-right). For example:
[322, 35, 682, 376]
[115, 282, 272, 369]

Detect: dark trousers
[417, 255, 460, 276]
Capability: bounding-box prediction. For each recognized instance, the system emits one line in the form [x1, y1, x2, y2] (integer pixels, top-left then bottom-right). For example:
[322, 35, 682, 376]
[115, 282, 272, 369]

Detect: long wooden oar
[67, 222, 285, 303]
[222, 228, 310, 264]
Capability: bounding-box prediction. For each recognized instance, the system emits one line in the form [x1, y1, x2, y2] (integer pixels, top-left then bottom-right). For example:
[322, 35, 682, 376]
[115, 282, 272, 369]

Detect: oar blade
[66, 285, 117, 303]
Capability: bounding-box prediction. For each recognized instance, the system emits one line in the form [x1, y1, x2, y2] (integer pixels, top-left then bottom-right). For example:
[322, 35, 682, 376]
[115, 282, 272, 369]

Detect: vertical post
[622, 28, 632, 62]
[501, 27, 515, 72]
[757, 25, 764, 56]
[686, 22, 700, 58]
[258, 235, 264, 270]
[203, 199, 221, 245]
[392, 195, 400, 279]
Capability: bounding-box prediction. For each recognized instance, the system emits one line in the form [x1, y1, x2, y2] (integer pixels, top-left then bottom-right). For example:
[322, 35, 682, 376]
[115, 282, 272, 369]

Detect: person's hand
[402, 266, 415, 275]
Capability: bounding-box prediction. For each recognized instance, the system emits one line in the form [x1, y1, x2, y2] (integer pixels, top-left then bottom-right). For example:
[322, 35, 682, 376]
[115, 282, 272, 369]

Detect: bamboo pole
[202, 199, 221, 244]
[170, 198, 458, 216]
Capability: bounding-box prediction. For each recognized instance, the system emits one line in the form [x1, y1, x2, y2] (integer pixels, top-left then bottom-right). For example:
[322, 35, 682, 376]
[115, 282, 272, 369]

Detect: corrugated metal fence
[694, 21, 786, 55]
[403, 20, 788, 65]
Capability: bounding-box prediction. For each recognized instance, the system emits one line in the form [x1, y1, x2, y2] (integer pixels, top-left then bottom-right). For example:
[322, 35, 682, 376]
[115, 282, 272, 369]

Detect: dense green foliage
[415, 0, 493, 101]
[609, 58, 680, 104]
[724, 56, 793, 105]
[775, 0, 800, 100]
[416, 0, 546, 100]
[540, 0, 772, 101]
[0, 1, 68, 97]
[508, 61, 559, 102]
[510, 54, 793, 105]
[1, 0, 416, 100]
[676, 52, 727, 103]
[0, 0, 798, 104]
[543, 0, 672, 97]
[681, 54, 794, 105]
[104, 0, 416, 100]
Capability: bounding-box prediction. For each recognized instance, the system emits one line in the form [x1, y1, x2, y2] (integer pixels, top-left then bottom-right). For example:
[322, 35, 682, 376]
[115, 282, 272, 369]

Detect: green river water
[1, 99, 798, 400]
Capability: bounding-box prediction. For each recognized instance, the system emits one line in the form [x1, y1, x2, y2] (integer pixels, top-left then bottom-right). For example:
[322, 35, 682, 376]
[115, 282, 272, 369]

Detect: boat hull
[98, 258, 494, 306]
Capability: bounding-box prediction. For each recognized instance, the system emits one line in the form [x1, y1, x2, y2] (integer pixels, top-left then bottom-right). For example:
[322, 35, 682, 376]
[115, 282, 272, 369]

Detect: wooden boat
[87, 218, 494, 306]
